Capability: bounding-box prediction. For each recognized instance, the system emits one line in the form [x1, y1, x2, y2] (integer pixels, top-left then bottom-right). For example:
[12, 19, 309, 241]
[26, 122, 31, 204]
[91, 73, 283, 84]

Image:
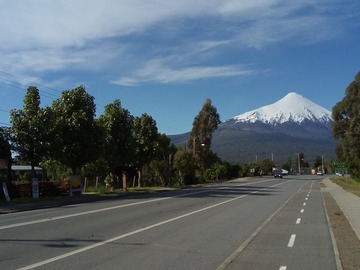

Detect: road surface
[0, 176, 337, 270]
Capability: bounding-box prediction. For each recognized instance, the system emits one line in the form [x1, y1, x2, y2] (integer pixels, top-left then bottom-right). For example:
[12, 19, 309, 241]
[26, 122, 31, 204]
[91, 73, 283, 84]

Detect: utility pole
[296, 153, 301, 175]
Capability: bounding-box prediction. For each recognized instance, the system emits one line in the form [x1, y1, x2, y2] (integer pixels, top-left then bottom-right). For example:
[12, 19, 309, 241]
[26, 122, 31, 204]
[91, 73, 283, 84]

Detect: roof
[11, 165, 42, 171]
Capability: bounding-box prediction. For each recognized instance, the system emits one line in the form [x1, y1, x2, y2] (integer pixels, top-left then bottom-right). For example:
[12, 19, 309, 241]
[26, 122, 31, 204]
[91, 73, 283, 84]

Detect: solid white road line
[1, 179, 277, 231]
[0, 196, 173, 230]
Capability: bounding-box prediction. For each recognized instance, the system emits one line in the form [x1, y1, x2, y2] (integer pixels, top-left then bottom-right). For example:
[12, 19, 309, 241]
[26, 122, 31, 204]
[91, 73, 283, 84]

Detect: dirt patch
[323, 192, 360, 270]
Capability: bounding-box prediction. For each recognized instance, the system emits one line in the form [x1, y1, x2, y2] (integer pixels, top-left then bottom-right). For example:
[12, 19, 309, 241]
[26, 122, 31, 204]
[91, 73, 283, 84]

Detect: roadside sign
[32, 178, 39, 199]
[334, 163, 349, 170]
[70, 175, 82, 196]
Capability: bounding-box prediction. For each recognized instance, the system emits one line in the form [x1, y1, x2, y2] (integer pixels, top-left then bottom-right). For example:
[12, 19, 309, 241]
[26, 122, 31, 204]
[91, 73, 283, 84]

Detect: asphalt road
[0, 176, 337, 270]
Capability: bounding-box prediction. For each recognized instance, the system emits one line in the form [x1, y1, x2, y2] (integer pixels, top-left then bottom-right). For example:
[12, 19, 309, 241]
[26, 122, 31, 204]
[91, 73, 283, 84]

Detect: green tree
[239, 163, 253, 177]
[10, 86, 48, 177]
[146, 134, 177, 186]
[51, 86, 100, 174]
[0, 127, 12, 182]
[260, 159, 274, 175]
[188, 99, 220, 170]
[203, 163, 227, 181]
[132, 113, 159, 186]
[332, 71, 360, 179]
[173, 148, 194, 185]
[40, 159, 71, 181]
[282, 156, 292, 173]
[98, 99, 134, 187]
[223, 162, 240, 179]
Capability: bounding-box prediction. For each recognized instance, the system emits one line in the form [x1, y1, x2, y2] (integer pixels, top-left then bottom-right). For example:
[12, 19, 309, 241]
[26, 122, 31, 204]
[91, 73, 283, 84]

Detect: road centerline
[287, 234, 296, 247]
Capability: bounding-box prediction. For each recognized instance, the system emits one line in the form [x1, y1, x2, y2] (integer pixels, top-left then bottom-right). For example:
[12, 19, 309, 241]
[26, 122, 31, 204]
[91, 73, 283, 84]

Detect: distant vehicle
[274, 170, 283, 178]
[317, 171, 323, 176]
[336, 172, 344, 176]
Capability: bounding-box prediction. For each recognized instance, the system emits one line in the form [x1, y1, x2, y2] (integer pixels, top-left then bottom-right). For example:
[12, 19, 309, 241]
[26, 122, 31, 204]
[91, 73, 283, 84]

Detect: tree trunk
[132, 175, 136, 188]
[137, 170, 141, 187]
[178, 171, 183, 186]
[110, 172, 115, 191]
[122, 171, 128, 192]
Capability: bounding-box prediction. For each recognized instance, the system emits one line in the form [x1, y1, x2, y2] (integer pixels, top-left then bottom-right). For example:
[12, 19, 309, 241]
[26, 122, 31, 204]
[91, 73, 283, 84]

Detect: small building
[11, 165, 43, 181]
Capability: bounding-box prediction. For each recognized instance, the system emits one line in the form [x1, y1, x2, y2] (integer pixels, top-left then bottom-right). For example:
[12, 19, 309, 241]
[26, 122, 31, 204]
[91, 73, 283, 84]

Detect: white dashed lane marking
[287, 234, 296, 247]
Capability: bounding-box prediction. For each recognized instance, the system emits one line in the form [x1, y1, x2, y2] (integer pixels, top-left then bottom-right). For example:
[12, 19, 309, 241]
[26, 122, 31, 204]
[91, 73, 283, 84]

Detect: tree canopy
[5, 85, 240, 188]
[98, 99, 134, 170]
[51, 86, 100, 174]
[188, 99, 220, 170]
[10, 86, 48, 177]
[332, 71, 360, 179]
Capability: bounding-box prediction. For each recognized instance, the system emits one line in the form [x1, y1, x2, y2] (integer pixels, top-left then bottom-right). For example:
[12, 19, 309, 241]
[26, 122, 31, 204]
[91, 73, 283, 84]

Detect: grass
[84, 185, 107, 194]
[127, 186, 178, 192]
[331, 177, 360, 198]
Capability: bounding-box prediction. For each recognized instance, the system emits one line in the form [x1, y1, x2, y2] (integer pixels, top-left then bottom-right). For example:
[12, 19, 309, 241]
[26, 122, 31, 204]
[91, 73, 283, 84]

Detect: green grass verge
[330, 177, 360, 198]
[127, 186, 178, 192]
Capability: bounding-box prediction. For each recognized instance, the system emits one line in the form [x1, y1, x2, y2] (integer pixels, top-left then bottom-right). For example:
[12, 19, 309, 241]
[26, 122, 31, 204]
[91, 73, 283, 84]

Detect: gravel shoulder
[323, 191, 360, 270]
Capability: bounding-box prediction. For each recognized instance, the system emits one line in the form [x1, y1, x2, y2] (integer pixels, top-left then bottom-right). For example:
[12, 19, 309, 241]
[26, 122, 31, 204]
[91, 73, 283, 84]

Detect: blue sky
[0, 0, 359, 135]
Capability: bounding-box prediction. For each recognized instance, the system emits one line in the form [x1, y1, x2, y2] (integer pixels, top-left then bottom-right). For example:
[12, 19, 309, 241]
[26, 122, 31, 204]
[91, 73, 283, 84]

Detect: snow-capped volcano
[232, 92, 332, 125]
[170, 92, 337, 163]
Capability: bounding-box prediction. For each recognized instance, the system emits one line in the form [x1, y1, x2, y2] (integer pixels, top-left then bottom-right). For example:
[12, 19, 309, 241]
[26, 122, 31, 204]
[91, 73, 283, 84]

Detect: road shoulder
[322, 181, 360, 270]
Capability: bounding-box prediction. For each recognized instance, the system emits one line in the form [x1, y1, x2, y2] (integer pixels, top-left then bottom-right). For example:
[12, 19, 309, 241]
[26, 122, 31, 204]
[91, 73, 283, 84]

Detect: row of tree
[1, 86, 238, 188]
[332, 71, 360, 180]
[2, 70, 359, 187]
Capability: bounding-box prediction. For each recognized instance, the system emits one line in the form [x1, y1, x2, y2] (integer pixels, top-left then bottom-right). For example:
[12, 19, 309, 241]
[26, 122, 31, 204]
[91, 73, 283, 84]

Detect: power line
[0, 80, 26, 92]
[0, 70, 62, 95]
[0, 75, 59, 100]
[0, 70, 106, 109]
[0, 71, 182, 134]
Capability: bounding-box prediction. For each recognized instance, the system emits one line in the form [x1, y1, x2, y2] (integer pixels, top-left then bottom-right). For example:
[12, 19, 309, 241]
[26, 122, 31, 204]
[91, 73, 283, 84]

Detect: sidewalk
[322, 178, 360, 240]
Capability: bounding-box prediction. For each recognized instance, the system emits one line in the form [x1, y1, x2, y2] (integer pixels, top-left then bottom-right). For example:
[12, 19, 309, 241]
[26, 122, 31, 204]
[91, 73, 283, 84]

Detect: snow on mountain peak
[233, 92, 333, 125]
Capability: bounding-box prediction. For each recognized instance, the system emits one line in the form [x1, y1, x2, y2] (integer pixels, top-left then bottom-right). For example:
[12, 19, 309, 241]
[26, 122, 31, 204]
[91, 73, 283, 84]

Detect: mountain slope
[170, 92, 337, 164]
[230, 92, 332, 125]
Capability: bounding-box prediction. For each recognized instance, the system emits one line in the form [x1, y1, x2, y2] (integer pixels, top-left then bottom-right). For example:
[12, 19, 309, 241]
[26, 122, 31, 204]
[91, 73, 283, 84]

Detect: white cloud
[111, 58, 255, 85]
[1, 0, 343, 50]
[0, 0, 218, 50]
[0, 0, 351, 85]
